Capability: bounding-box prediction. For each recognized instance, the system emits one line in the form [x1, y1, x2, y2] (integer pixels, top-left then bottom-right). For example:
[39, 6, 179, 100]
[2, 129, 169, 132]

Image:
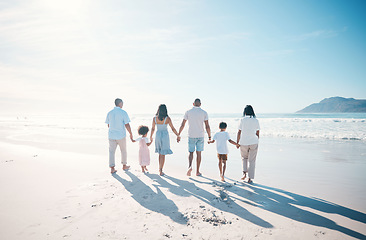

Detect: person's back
[208, 122, 238, 182]
[213, 131, 230, 154]
[107, 107, 129, 139]
[105, 98, 133, 174]
[178, 98, 211, 176]
[184, 107, 208, 138]
[237, 105, 260, 184]
[238, 116, 260, 145]
[155, 117, 169, 132]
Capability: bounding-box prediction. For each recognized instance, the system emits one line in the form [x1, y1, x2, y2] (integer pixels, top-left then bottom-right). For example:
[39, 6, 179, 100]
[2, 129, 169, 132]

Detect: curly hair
[138, 125, 149, 136]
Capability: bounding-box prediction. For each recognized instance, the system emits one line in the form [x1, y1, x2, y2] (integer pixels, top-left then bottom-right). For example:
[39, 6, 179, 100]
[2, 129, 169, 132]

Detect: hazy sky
[1, 0, 365, 115]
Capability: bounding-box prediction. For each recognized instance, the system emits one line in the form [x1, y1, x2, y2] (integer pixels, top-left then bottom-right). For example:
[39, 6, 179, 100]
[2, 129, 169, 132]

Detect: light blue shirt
[105, 107, 131, 140]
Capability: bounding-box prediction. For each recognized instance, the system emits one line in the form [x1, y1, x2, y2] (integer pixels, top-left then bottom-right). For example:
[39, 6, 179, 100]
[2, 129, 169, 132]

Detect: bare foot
[187, 167, 192, 176]
[159, 171, 165, 176]
[248, 179, 253, 184]
[144, 167, 149, 172]
[221, 176, 225, 182]
[241, 172, 247, 181]
[110, 168, 117, 174]
[196, 172, 202, 176]
[122, 165, 130, 171]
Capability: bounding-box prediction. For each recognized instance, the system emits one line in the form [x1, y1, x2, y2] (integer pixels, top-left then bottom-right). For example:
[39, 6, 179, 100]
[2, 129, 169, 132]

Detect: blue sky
[0, 0, 365, 115]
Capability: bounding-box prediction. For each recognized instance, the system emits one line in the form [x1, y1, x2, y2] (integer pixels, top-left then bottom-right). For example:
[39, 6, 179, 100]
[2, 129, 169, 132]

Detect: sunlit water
[1, 112, 366, 210]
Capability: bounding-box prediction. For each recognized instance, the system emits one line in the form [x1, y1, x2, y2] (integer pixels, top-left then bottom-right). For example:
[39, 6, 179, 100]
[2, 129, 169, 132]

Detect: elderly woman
[237, 105, 260, 183]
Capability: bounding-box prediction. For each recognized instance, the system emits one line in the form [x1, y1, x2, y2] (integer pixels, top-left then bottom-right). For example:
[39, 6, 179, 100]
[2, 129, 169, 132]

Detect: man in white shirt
[178, 98, 211, 176]
[105, 98, 133, 174]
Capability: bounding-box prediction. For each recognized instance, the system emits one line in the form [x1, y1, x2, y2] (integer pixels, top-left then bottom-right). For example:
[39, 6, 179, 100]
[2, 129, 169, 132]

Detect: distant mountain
[297, 97, 366, 113]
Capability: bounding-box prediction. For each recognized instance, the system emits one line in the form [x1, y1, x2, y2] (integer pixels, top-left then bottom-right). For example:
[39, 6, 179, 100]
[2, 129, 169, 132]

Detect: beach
[0, 114, 366, 240]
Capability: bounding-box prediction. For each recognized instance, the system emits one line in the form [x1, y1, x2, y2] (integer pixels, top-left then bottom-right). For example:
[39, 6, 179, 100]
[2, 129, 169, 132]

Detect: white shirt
[213, 131, 231, 154]
[105, 107, 131, 140]
[135, 137, 150, 144]
[184, 107, 209, 138]
[238, 116, 260, 145]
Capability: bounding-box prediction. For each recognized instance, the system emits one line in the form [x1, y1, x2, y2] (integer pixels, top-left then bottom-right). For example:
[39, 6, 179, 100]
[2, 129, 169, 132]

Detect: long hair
[243, 105, 256, 118]
[156, 104, 168, 121]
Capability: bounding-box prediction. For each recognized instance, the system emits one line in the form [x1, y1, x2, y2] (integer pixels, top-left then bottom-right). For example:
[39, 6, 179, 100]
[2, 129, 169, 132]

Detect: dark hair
[138, 125, 149, 136]
[115, 98, 123, 106]
[156, 104, 168, 121]
[243, 105, 256, 118]
[194, 98, 201, 106]
[219, 122, 227, 129]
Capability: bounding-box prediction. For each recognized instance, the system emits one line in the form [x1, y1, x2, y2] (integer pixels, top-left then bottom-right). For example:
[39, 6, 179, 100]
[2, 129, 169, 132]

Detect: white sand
[1, 117, 366, 240]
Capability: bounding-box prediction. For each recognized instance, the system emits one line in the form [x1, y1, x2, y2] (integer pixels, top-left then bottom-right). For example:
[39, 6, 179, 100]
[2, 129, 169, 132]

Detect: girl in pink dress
[132, 126, 152, 173]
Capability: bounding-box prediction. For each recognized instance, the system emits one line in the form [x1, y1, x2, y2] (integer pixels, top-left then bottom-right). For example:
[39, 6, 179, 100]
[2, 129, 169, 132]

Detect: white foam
[1, 114, 365, 142]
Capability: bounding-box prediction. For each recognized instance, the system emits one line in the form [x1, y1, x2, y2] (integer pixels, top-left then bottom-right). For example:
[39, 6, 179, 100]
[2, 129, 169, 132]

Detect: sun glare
[36, 0, 88, 15]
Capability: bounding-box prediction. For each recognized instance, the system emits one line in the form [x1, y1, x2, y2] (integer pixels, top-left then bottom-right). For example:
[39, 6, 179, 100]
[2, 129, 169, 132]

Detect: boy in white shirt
[208, 122, 239, 181]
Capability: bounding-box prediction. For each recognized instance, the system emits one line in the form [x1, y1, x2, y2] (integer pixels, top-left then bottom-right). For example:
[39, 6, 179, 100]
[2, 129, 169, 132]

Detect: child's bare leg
[218, 159, 223, 177]
[222, 160, 227, 181]
[144, 166, 148, 172]
[141, 166, 145, 173]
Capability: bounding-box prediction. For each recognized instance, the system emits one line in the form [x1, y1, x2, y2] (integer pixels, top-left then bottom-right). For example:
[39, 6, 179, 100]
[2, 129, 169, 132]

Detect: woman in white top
[236, 105, 260, 183]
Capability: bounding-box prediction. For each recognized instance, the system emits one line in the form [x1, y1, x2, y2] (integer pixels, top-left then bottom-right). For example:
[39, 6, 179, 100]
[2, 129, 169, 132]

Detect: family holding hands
[106, 98, 260, 183]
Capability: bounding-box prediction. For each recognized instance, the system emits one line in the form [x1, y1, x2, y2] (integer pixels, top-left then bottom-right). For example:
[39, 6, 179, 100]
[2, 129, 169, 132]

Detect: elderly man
[105, 98, 133, 174]
[178, 98, 211, 176]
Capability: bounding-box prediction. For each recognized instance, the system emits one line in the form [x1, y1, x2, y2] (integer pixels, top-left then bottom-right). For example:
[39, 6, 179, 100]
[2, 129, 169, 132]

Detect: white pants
[109, 138, 127, 167]
[240, 144, 258, 179]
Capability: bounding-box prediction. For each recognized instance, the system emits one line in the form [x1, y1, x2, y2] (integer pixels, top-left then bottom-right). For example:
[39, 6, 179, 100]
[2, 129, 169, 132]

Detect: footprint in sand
[91, 203, 103, 208]
[314, 230, 326, 237]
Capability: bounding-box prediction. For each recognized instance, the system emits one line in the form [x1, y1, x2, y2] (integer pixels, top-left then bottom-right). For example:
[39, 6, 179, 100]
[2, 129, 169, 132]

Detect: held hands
[177, 136, 181, 143]
[130, 134, 134, 142]
[236, 143, 240, 149]
[150, 137, 154, 143]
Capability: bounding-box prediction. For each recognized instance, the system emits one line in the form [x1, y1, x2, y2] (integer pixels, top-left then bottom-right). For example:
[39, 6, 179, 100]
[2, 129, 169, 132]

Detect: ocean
[132, 112, 366, 142]
[1, 112, 365, 210]
[1, 112, 365, 143]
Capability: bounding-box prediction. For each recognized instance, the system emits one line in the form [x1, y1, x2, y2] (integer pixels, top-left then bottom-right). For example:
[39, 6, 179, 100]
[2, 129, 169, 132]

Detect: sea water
[1, 112, 365, 163]
[1, 112, 365, 149]
[1, 112, 366, 210]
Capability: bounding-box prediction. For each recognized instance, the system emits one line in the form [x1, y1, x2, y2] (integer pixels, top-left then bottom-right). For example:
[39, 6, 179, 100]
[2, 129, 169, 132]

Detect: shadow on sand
[210, 176, 366, 240]
[114, 172, 366, 239]
[146, 173, 273, 228]
[113, 172, 187, 224]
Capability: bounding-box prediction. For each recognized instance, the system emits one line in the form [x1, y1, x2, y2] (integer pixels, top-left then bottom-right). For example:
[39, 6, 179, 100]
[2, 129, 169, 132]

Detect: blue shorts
[188, 137, 204, 152]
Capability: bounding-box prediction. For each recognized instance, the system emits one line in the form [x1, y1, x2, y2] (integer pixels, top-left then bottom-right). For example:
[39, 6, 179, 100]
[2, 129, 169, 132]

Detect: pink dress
[137, 137, 150, 166]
